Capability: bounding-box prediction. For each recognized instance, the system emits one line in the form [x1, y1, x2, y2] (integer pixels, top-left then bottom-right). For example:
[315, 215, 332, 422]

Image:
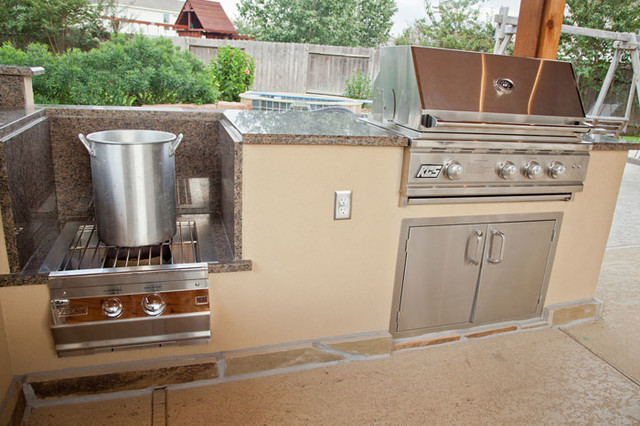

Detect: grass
[621, 136, 639, 143]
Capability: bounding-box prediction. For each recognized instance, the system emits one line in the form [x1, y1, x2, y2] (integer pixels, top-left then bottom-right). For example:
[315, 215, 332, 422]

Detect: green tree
[394, 0, 494, 52]
[237, 0, 397, 47]
[559, 0, 640, 110]
[0, 0, 110, 53]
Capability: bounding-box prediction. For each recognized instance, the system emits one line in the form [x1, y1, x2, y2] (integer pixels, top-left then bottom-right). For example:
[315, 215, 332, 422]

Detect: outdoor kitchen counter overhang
[0, 105, 634, 375]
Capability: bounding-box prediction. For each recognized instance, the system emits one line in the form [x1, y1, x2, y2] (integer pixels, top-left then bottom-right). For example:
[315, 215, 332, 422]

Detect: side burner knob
[142, 294, 166, 316]
[103, 297, 123, 318]
[548, 161, 567, 179]
[498, 161, 518, 180]
[524, 161, 544, 179]
[444, 161, 464, 180]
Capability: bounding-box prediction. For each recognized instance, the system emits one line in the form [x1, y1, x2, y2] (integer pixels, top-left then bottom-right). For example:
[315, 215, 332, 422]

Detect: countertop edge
[44, 105, 227, 121]
[209, 259, 253, 273]
[241, 133, 409, 147]
[0, 260, 254, 287]
[590, 142, 639, 151]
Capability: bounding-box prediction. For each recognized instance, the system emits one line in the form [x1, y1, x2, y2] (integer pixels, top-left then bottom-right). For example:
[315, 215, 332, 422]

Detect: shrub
[211, 45, 255, 102]
[344, 70, 372, 100]
[0, 36, 220, 106]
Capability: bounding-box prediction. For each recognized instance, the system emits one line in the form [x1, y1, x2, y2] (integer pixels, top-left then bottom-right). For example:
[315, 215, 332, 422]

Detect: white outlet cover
[334, 190, 352, 220]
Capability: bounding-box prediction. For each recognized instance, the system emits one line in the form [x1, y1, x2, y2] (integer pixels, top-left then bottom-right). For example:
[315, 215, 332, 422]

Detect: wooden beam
[537, 0, 567, 59]
[513, 0, 566, 59]
[513, 0, 545, 57]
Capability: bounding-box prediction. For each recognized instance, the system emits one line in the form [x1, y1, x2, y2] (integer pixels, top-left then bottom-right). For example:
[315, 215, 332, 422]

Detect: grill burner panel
[43, 217, 215, 357]
[58, 221, 199, 271]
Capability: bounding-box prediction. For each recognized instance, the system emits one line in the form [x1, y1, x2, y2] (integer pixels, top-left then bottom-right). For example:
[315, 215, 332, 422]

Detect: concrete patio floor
[24, 164, 640, 425]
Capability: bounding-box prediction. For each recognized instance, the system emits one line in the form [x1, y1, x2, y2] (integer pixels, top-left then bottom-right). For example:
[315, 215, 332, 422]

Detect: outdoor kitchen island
[0, 104, 636, 408]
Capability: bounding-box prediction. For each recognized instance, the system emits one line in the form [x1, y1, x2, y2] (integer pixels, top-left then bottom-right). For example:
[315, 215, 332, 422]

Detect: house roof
[175, 0, 237, 35]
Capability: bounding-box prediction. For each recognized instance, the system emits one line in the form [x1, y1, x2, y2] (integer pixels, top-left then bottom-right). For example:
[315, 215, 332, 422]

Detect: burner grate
[57, 221, 200, 271]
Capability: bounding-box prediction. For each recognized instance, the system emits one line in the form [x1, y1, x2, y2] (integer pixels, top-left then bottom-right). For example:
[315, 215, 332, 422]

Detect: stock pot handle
[78, 134, 96, 157]
[169, 133, 183, 157]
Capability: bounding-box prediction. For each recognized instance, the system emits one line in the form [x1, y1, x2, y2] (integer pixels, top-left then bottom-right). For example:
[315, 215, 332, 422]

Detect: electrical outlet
[334, 190, 352, 220]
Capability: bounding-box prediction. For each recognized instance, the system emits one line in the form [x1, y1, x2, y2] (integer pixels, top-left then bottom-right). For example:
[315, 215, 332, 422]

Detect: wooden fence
[169, 37, 379, 96]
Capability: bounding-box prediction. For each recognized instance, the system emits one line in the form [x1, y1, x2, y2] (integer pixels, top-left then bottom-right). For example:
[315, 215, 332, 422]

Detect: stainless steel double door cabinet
[393, 213, 561, 335]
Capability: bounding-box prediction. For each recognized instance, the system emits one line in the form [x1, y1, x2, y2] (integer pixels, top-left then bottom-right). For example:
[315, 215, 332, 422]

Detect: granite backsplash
[46, 107, 224, 222]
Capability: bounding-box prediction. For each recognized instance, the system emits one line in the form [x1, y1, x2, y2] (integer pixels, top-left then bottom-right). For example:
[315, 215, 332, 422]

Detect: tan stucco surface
[0, 147, 627, 377]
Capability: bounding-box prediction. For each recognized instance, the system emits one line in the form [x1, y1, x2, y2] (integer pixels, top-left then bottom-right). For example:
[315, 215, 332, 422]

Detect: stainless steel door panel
[473, 220, 555, 324]
[51, 312, 210, 346]
[397, 225, 485, 332]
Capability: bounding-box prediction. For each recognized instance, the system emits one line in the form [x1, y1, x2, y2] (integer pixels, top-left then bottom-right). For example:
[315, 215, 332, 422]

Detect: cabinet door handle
[465, 229, 483, 265]
[487, 230, 505, 264]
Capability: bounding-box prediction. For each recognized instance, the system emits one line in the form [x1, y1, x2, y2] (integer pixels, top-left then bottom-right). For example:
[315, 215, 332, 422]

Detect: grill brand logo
[416, 164, 443, 178]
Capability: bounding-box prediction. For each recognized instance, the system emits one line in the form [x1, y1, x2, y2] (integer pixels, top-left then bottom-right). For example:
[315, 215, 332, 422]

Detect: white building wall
[106, 1, 183, 36]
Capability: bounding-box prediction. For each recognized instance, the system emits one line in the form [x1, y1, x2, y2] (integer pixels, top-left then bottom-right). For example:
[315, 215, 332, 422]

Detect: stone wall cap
[0, 65, 45, 76]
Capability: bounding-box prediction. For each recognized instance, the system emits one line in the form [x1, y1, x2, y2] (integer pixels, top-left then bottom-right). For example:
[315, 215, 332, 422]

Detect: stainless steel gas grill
[41, 217, 216, 357]
[370, 46, 592, 204]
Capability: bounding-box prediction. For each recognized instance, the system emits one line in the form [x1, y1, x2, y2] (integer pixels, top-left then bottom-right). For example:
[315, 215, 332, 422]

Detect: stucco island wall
[0, 144, 627, 378]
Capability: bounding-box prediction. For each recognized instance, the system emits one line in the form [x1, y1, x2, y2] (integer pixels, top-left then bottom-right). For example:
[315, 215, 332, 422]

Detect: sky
[216, 0, 523, 37]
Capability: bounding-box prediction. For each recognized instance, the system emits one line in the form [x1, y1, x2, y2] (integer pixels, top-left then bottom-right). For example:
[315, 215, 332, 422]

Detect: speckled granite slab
[224, 110, 408, 146]
[0, 66, 44, 76]
[590, 141, 639, 151]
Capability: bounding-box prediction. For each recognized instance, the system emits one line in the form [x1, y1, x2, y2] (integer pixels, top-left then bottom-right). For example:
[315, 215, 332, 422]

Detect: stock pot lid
[86, 129, 177, 145]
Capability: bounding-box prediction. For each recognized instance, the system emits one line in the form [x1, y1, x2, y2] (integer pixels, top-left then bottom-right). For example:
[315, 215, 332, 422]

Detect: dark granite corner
[0, 65, 44, 109]
[0, 76, 29, 109]
[0, 115, 57, 273]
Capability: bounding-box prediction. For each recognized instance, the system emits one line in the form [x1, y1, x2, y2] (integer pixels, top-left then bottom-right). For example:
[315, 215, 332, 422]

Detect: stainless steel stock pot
[79, 130, 183, 247]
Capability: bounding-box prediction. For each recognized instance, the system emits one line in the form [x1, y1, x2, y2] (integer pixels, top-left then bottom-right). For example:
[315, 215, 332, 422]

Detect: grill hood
[372, 46, 586, 131]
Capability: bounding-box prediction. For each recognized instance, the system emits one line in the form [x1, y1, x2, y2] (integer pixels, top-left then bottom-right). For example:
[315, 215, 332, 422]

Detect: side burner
[42, 217, 216, 356]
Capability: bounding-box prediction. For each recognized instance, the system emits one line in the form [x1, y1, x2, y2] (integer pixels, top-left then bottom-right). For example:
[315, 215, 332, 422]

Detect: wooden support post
[513, 0, 544, 57]
[513, 0, 566, 59]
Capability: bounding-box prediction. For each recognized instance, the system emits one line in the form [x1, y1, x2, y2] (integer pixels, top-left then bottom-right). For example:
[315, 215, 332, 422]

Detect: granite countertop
[224, 110, 408, 147]
[583, 133, 640, 151]
[0, 65, 45, 76]
[0, 107, 45, 139]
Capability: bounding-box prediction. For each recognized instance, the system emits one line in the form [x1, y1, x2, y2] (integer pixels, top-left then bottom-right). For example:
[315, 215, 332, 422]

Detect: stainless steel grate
[57, 221, 200, 271]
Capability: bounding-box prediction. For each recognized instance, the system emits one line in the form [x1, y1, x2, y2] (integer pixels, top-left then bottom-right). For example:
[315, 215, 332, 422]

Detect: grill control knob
[548, 161, 567, 179]
[444, 161, 464, 180]
[103, 297, 123, 318]
[142, 294, 166, 316]
[524, 161, 544, 179]
[498, 161, 518, 180]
